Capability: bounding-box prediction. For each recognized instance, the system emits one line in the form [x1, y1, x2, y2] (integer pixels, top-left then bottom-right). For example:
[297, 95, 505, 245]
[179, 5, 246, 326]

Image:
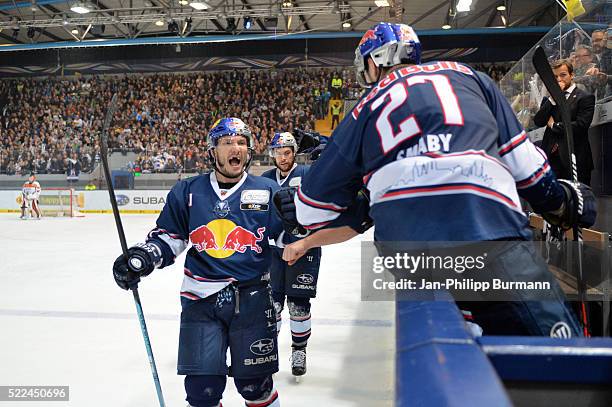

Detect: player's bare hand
[283, 241, 308, 266]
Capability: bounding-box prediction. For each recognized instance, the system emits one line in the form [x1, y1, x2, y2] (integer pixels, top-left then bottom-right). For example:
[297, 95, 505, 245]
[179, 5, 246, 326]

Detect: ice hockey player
[261, 131, 321, 379]
[276, 22, 597, 337]
[112, 118, 282, 407]
[21, 172, 41, 220]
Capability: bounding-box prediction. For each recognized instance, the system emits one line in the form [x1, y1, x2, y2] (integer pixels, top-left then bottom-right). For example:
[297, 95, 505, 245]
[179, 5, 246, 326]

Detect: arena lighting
[342, 21, 351, 28]
[442, 24, 451, 29]
[243, 16, 252, 30]
[456, 0, 472, 13]
[374, 0, 390, 6]
[70, 3, 91, 14]
[496, 4, 506, 11]
[71, 28, 79, 34]
[155, 20, 164, 26]
[189, 1, 208, 10]
[282, 1, 293, 7]
[178, 0, 189, 4]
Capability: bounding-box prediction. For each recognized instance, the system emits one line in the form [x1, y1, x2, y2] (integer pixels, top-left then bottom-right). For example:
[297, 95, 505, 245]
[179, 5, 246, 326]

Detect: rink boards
[395, 293, 612, 407]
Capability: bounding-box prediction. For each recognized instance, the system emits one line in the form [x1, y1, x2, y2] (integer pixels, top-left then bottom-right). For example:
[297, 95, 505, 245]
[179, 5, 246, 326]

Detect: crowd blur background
[2, 27, 610, 178]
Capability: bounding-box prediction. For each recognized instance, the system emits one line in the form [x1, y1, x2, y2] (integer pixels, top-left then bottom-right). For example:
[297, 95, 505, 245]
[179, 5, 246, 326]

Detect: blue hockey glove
[542, 180, 597, 230]
[112, 243, 162, 290]
[273, 188, 309, 237]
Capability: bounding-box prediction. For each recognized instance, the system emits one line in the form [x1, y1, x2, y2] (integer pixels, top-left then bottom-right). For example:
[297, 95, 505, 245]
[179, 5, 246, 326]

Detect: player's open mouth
[228, 157, 241, 167]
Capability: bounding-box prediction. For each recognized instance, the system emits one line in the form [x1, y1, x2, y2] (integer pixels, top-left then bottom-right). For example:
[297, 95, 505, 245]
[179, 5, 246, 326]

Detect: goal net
[37, 188, 84, 217]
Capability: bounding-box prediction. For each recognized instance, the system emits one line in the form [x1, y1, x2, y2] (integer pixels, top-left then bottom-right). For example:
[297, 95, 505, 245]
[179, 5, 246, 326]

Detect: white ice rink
[0, 214, 394, 407]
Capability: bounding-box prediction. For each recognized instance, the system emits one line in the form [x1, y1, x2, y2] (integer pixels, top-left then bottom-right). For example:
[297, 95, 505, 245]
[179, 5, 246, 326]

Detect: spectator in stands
[533, 59, 595, 185]
[330, 100, 342, 130]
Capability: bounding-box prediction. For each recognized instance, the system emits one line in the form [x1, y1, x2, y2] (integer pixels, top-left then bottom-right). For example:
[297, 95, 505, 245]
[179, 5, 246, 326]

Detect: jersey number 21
[370, 74, 464, 154]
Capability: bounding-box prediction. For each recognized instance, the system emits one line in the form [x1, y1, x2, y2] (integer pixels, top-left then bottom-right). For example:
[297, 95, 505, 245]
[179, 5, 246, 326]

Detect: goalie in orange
[21, 173, 41, 220]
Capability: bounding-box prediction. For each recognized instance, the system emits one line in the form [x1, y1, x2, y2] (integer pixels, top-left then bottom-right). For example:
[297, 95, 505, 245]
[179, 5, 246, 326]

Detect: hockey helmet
[354, 22, 421, 88]
[207, 117, 253, 149]
[268, 132, 298, 157]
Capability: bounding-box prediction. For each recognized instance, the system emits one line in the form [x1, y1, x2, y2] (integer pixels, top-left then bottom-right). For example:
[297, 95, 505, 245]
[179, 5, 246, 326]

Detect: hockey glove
[273, 188, 309, 237]
[542, 179, 597, 230]
[112, 243, 162, 290]
[294, 128, 322, 153]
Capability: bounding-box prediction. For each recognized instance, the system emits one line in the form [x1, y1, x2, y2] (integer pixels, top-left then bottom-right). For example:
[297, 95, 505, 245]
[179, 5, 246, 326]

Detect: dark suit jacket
[533, 86, 595, 185]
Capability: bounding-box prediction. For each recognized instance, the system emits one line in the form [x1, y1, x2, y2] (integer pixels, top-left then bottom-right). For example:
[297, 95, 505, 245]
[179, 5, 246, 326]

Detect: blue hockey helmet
[268, 132, 298, 157]
[354, 22, 421, 88]
[207, 117, 253, 149]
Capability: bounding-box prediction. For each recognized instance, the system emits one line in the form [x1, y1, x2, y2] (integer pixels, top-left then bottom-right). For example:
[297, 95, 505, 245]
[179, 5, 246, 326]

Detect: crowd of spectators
[0, 62, 516, 176]
[472, 63, 513, 82]
[1, 67, 356, 175]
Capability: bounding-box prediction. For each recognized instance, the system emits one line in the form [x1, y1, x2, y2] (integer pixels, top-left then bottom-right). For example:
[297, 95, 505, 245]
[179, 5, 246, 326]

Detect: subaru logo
[116, 195, 130, 206]
[297, 274, 314, 284]
[250, 338, 274, 356]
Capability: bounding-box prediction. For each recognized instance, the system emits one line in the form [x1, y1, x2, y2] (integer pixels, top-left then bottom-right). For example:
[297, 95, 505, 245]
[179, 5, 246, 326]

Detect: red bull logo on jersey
[190, 219, 265, 259]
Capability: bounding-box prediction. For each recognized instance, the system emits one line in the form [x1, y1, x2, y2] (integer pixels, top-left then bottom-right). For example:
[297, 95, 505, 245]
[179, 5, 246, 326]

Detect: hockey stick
[532, 46, 590, 337]
[100, 93, 167, 406]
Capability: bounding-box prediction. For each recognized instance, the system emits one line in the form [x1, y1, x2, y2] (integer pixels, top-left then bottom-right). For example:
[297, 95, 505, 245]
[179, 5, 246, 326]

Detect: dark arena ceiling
[0, 0, 567, 46]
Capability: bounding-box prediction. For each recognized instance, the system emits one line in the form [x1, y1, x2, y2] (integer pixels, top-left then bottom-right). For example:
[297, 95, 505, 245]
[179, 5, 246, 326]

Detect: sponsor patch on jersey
[240, 202, 269, 211]
[241, 190, 270, 204]
[288, 177, 302, 187]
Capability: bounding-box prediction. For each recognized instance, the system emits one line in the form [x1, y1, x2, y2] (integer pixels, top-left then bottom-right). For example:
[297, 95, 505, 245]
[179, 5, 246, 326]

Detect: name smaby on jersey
[396, 133, 453, 159]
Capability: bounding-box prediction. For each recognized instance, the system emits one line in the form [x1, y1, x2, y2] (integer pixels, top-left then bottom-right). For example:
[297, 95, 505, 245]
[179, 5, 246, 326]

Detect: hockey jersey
[22, 181, 41, 200]
[295, 61, 565, 241]
[261, 163, 310, 246]
[146, 172, 283, 303]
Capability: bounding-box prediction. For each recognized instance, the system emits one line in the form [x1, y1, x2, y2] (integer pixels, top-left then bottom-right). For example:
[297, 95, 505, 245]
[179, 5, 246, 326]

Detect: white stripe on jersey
[180, 271, 234, 300]
[295, 188, 344, 228]
[366, 151, 523, 214]
[498, 131, 550, 183]
[157, 233, 188, 257]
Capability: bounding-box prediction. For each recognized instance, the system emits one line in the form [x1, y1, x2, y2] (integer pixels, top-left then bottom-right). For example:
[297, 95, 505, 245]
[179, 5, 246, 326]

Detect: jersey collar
[276, 163, 298, 186]
[210, 171, 248, 200]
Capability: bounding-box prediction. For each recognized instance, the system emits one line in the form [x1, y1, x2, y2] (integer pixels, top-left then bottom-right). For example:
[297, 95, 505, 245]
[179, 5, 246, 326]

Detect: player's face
[365, 57, 379, 85]
[28, 176, 35, 182]
[553, 65, 574, 91]
[214, 135, 249, 180]
[273, 147, 295, 173]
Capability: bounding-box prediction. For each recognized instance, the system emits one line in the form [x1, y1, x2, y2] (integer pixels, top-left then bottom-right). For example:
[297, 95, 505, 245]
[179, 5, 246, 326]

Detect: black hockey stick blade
[532, 46, 576, 179]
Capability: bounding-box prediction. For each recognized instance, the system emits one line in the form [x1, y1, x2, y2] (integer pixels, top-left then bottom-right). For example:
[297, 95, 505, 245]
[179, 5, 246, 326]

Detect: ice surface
[0, 214, 393, 406]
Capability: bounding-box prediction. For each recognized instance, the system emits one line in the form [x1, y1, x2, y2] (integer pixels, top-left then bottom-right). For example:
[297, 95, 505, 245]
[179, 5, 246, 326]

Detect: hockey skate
[291, 347, 306, 382]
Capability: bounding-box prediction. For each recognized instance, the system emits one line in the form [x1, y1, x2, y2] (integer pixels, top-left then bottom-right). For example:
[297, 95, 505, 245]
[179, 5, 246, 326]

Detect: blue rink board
[395, 292, 612, 407]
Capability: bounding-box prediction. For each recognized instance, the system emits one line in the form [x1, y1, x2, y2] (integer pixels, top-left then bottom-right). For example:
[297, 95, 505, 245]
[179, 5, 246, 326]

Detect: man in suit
[534, 59, 595, 185]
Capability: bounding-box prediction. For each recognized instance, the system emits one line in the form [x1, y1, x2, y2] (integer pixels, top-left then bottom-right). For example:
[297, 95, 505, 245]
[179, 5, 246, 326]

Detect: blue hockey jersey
[146, 172, 283, 302]
[261, 163, 310, 246]
[295, 61, 565, 241]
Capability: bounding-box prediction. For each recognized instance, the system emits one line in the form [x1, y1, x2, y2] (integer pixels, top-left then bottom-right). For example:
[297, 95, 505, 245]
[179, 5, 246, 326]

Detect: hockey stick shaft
[532, 46, 590, 336]
[100, 94, 167, 406]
